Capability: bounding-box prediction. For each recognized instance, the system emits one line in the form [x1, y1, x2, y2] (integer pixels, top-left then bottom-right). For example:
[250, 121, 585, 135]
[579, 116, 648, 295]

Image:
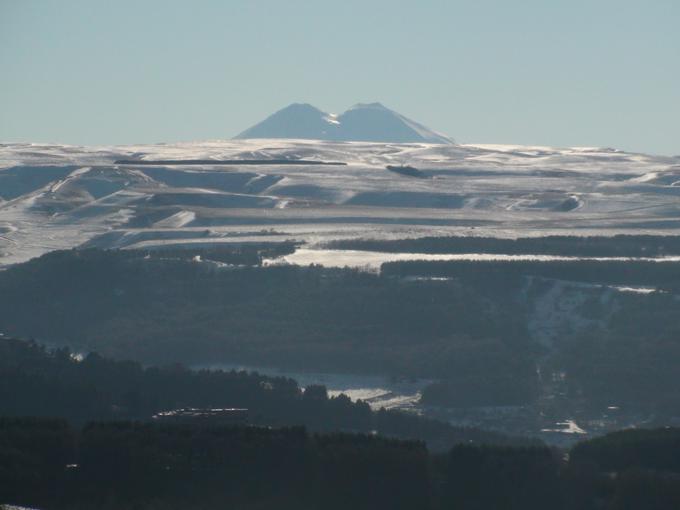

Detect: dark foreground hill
[2, 417, 680, 510]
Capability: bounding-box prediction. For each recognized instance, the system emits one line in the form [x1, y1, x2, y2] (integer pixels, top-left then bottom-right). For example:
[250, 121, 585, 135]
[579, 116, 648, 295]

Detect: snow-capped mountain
[234, 102, 454, 144]
[234, 103, 341, 141]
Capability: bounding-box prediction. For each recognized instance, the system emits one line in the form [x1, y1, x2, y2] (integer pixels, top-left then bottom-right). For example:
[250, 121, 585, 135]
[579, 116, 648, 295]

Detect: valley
[1, 140, 679, 446]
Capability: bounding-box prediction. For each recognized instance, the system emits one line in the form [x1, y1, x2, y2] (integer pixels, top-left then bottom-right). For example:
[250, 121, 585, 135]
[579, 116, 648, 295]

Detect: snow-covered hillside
[0, 139, 678, 265]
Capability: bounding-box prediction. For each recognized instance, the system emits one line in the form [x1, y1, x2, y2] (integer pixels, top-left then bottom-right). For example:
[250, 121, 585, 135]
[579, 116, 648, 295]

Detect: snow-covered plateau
[1, 139, 679, 266]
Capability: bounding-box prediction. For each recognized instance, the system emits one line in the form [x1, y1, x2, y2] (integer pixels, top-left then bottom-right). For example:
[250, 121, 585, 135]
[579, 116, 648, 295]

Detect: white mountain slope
[235, 103, 454, 144]
[0, 139, 678, 266]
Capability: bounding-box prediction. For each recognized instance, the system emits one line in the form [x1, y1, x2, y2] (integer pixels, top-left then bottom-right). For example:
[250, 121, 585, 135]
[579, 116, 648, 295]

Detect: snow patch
[154, 210, 196, 228]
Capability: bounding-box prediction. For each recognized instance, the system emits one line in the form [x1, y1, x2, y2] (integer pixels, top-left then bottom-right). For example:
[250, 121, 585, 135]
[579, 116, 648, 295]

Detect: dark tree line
[2, 417, 680, 510]
[328, 234, 680, 258]
[382, 258, 680, 288]
[0, 337, 530, 451]
[79, 240, 298, 265]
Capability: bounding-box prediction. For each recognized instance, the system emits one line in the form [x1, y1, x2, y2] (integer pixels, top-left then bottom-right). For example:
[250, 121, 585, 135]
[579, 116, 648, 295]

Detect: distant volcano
[234, 102, 454, 144]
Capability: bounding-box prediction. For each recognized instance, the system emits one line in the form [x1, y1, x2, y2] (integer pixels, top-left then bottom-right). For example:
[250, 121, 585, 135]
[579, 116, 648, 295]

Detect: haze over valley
[2, 105, 680, 449]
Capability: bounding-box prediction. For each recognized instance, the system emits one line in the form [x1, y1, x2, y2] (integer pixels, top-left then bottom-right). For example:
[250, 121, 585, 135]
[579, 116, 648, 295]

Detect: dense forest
[2, 417, 680, 510]
[0, 249, 538, 408]
[81, 239, 298, 265]
[383, 258, 680, 414]
[1, 247, 680, 414]
[382, 258, 680, 288]
[0, 337, 528, 451]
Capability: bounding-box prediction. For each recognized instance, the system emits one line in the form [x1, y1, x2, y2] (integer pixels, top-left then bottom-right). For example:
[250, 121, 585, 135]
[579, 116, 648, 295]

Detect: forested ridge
[0, 337, 527, 450]
[0, 249, 538, 408]
[384, 258, 680, 413]
[1, 248, 680, 413]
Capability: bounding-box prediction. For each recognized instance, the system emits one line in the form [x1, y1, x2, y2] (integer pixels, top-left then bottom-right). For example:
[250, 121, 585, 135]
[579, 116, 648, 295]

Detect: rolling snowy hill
[0, 139, 678, 266]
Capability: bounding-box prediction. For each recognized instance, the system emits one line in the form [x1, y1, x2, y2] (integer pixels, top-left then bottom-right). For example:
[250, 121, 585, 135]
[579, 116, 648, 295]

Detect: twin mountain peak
[234, 102, 454, 144]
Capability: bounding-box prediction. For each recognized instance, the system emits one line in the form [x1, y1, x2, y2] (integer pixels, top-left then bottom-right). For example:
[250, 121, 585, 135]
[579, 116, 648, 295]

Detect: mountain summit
[235, 103, 454, 144]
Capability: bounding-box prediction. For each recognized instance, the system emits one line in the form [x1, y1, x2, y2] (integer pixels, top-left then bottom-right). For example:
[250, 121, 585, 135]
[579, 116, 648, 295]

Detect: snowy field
[264, 248, 680, 270]
[1, 139, 679, 266]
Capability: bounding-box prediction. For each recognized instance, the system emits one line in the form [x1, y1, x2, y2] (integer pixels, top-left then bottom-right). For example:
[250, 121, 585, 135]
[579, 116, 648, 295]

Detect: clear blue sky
[1, 0, 678, 155]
